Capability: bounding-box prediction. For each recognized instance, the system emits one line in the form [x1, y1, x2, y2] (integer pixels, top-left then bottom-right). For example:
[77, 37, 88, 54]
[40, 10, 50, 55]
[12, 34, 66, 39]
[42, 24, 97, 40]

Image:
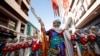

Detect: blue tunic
[47, 30, 65, 56]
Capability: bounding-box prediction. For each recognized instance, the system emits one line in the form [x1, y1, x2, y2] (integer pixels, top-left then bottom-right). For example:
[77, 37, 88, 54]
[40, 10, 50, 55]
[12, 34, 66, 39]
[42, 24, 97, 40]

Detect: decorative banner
[52, 0, 60, 16]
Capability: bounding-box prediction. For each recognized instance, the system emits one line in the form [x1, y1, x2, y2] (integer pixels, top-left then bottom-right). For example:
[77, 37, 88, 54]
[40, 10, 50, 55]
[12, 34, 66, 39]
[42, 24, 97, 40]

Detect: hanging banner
[63, 0, 69, 10]
[52, 0, 60, 16]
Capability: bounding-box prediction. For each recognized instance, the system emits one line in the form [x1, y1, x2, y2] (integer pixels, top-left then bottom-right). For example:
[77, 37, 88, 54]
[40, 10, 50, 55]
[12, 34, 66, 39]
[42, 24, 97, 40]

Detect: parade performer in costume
[15, 40, 22, 56]
[96, 29, 100, 48]
[39, 18, 73, 56]
[2, 38, 12, 56]
[90, 26, 100, 56]
[75, 29, 82, 56]
[31, 33, 40, 56]
[0, 38, 6, 56]
[10, 38, 18, 56]
[69, 30, 77, 56]
[80, 30, 89, 56]
[19, 38, 24, 56]
[23, 39, 29, 56]
[47, 19, 65, 56]
[83, 28, 95, 56]
[9, 42, 15, 56]
[24, 37, 32, 56]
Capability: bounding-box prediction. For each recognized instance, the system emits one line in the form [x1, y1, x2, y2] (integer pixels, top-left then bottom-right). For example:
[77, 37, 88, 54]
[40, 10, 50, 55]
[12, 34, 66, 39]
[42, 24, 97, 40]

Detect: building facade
[60, 0, 100, 32]
[0, 0, 30, 42]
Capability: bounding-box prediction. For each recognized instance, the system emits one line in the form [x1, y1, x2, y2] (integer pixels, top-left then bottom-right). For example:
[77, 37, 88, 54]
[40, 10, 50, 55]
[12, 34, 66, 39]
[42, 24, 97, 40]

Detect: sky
[28, 0, 57, 31]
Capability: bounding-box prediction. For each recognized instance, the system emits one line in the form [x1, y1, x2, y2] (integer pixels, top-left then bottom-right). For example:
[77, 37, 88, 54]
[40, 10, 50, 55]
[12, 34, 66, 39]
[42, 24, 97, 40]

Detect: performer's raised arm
[38, 17, 45, 29]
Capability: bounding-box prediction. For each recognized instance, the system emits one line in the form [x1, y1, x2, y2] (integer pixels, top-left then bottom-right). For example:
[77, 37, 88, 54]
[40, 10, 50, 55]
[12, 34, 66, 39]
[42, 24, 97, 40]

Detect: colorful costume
[15, 43, 22, 56]
[24, 41, 31, 56]
[0, 42, 6, 56]
[2, 43, 9, 56]
[31, 38, 40, 56]
[75, 33, 82, 56]
[88, 33, 100, 55]
[19, 42, 24, 56]
[96, 30, 100, 49]
[46, 29, 65, 56]
[9, 43, 15, 56]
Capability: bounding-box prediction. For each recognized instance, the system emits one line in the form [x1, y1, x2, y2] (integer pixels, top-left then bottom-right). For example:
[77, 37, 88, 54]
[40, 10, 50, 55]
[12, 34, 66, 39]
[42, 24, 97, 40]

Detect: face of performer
[91, 27, 96, 32]
[20, 39, 24, 42]
[33, 35, 37, 39]
[13, 38, 18, 43]
[69, 30, 72, 34]
[53, 21, 60, 28]
[6, 38, 12, 43]
[84, 29, 89, 34]
[27, 37, 29, 40]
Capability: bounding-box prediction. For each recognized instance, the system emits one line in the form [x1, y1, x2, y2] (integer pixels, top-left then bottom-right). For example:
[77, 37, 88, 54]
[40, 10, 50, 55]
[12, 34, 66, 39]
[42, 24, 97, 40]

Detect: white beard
[52, 27, 63, 33]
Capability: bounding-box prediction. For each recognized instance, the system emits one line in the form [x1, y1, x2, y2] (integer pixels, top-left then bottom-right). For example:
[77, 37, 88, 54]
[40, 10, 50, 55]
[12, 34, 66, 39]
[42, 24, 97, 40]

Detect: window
[0, 13, 8, 27]
[83, 0, 88, 11]
[72, 8, 80, 24]
[26, 0, 30, 4]
[15, 0, 22, 5]
[73, 10, 78, 22]
[20, 23, 25, 33]
[8, 19, 17, 30]
[0, 13, 17, 30]
[27, 24, 31, 35]
[79, 5, 86, 18]
[85, 0, 96, 9]
[20, 36, 24, 41]
[21, 2, 28, 15]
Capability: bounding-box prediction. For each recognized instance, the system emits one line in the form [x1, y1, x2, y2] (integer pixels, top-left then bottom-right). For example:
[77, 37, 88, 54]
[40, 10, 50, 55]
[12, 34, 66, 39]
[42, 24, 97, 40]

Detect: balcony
[22, 0, 30, 9]
[21, 2, 29, 15]
[4, 0, 28, 22]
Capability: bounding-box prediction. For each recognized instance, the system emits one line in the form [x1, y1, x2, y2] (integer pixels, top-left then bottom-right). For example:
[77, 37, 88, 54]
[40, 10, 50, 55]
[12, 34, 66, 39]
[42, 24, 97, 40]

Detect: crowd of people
[0, 33, 42, 56]
[70, 26, 100, 56]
